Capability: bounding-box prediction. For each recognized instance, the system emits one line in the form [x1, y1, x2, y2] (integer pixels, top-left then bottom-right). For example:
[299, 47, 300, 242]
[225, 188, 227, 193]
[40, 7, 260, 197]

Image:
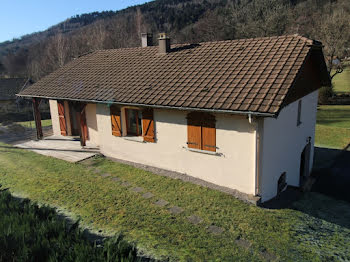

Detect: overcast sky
[0, 0, 151, 43]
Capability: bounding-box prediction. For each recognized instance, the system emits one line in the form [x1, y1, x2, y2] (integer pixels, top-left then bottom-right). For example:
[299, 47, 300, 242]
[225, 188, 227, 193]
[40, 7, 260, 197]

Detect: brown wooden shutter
[57, 101, 67, 136]
[142, 109, 155, 142]
[202, 119, 216, 152]
[187, 113, 201, 150]
[110, 106, 122, 137]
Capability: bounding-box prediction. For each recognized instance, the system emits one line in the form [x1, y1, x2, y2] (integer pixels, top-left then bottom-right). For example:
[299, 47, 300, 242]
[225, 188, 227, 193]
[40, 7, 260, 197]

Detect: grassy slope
[16, 119, 52, 128]
[0, 189, 138, 262]
[315, 105, 350, 149]
[0, 144, 349, 261]
[332, 67, 350, 94]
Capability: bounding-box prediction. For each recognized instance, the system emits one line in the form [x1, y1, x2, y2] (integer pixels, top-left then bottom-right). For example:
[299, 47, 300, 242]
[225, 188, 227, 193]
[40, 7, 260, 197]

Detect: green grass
[0, 143, 349, 261]
[0, 188, 138, 262]
[332, 67, 350, 94]
[315, 105, 350, 149]
[16, 119, 52, 128]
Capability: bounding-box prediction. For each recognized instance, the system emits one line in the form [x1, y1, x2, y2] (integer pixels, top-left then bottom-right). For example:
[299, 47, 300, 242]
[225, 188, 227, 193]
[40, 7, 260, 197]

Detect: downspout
[255, 124, 261, 196]
[248, 113, 261, 197]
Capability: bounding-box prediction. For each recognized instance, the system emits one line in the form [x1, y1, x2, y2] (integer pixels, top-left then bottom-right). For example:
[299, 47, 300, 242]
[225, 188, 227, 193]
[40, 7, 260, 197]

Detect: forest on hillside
[0, 0, 349, 81]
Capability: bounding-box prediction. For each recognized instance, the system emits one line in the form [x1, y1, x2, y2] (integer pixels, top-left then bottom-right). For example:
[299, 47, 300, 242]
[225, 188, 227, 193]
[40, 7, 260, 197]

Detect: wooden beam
[32, 98, 43, 140]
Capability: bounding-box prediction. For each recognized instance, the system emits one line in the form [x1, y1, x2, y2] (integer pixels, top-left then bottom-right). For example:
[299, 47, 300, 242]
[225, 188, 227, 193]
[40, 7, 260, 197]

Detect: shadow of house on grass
[264, 147, 350, 229]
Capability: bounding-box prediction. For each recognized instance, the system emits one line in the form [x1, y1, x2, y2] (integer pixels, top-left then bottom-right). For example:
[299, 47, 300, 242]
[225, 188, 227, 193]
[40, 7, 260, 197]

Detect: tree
[315, 8, 350, 80]
[227, 0, 290, 39]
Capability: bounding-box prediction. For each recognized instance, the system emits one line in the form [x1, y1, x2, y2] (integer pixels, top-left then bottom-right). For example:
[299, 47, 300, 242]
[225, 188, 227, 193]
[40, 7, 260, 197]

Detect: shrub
[0, 187, 139, 262]
[318, 86, 334, 104]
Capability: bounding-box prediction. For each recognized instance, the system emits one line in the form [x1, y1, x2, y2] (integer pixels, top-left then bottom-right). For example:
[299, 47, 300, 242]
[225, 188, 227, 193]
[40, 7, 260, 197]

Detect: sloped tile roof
[0, 78, 27, 100]
[19, 34, 330, 115]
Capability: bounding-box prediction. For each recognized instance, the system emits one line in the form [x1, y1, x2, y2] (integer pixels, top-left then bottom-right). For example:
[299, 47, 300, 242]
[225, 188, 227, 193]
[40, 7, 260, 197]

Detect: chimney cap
[158, 33, 169, 40]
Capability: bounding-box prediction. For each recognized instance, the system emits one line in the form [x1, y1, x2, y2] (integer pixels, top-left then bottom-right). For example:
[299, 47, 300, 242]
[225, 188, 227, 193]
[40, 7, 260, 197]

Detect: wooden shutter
[110, 106, 122, 137]
[202, 119, 216, 152]
[57, 101, 67, 136]
[187, 113, 201, 150]
[142, 109, 155, 142]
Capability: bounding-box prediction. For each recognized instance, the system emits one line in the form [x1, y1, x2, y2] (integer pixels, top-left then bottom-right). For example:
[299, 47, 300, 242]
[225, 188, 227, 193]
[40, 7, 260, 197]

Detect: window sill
[123, 136, 145, 143]
[183, 146, 223, 156]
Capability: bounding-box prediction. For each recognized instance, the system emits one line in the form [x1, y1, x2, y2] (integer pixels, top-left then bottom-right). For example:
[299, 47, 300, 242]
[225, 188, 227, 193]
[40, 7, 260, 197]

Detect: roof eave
[17, 94, 275, 117]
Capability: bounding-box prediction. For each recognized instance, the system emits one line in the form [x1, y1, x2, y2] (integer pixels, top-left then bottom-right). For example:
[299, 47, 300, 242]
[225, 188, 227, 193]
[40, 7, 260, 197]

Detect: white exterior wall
[96, 104, 257, 195]
[259, 90, 318, 201]
[49, 100, 60, 136]
[85, 104, 99, 145]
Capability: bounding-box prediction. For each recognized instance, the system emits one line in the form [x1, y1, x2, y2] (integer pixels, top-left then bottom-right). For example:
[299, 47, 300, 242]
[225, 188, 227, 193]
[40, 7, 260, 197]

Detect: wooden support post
[79, 109, 86, 147]
[32, 98, 43, 140]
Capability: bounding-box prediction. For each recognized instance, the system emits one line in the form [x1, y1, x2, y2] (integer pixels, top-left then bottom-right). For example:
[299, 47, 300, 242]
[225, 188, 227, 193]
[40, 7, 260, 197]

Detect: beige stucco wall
[49, 100, 61, 136]
[259, 91, 318, 202]
[96, 105, 257, 195]
[85, 103, 99, 145]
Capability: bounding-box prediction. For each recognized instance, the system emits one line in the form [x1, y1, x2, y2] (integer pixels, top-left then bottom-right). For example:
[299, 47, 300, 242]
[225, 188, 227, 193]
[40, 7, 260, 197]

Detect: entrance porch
[14, 135, 99, 162]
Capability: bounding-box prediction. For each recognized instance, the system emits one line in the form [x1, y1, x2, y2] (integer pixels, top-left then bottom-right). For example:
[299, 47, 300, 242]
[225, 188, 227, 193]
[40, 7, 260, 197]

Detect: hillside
[0, 0, 349, 81]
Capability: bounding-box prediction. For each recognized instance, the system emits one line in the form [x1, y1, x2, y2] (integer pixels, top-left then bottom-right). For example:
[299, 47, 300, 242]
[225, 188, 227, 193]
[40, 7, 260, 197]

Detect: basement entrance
[300, 141, 311, 186]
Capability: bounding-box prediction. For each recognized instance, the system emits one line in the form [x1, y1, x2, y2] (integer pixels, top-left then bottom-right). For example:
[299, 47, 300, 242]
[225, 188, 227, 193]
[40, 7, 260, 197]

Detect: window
[187, 112, 216, 152]
[126, 109, 142, 136]
[297, 100, 302, 126]
[110, 106, 155, 142]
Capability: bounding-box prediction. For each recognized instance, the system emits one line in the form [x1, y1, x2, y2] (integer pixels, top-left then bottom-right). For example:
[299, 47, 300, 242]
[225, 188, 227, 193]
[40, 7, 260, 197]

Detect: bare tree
[315, 9, 350, 80]
[227, 0, 290, 39]
[88, 21, 107, 50]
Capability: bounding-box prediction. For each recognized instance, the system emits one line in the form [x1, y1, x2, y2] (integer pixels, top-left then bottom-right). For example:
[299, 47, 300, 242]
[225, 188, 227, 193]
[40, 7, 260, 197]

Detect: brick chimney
[158, 33, 170, 54]
[141, 33, 153, 47]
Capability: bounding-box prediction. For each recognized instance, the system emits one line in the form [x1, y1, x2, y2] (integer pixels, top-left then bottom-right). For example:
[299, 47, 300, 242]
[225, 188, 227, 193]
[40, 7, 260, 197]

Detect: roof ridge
[93, 34, 317, 54]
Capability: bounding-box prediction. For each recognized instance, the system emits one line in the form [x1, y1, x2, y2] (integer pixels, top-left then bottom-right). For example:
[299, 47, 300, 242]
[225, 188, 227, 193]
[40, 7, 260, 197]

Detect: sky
[0, 0, 151, 43]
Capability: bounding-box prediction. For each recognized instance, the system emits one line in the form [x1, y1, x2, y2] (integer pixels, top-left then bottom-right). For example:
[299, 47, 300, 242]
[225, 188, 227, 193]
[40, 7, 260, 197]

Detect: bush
[0, 187, 139, 262]
[318, 86, 334, 104]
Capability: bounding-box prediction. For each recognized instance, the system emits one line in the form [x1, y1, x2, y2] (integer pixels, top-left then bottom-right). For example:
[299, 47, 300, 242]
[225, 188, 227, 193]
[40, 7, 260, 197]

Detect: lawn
[332, 67, 350, 94]
[0, 143, 349, 261]
[315, 105, 350, 149]
[16, 119, 52, 128]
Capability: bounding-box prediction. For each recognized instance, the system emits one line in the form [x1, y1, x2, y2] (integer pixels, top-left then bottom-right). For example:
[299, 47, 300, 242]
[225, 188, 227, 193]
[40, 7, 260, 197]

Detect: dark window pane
[127, 109, 142, 136]
[127, 110, 138, 135]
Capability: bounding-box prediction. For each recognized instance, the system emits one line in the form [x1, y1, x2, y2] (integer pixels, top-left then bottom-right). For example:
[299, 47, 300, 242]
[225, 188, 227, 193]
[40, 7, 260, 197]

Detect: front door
[68, 103, 80, 136]
[300, 142, 311, 186]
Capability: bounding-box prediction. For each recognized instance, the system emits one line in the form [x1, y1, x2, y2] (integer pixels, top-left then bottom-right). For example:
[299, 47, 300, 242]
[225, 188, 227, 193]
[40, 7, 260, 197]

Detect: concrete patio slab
[14, 135, 99, 163]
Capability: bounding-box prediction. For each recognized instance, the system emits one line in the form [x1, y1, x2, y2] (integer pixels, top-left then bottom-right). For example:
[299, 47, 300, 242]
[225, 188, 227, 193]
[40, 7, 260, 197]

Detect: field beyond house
[0, 143, 349, 261]
[315, 105, 350, 149]
[332, 66, 350, 94]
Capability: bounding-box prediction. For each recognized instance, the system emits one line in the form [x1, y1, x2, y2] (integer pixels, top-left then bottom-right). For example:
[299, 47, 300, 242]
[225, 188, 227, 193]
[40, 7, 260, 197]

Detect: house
[0, 78, 28, 112]
[18, 34, 330, 203]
